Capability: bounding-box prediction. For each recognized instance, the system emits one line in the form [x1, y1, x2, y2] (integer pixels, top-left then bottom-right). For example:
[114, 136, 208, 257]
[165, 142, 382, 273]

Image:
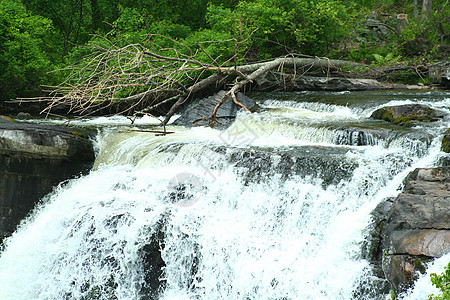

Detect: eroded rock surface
[381, 167, 450, 294]
[0, 117, 95, 242]
[173, 90, 257, 128]
[370, 104, 443, 126]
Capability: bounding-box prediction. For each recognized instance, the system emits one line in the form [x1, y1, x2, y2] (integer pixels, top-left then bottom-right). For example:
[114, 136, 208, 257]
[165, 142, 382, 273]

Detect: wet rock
[0, 117, 95, 242]
[139, 221, 166, 299]
[15, 112, 32, 120]
[370, 104, 443, 126]
[358, 198, 393, 299]
[442, 129, 450, 153]
[333, 127, 385, 146]
[381, 167, 450, 294]
[173, 90, 257, 128]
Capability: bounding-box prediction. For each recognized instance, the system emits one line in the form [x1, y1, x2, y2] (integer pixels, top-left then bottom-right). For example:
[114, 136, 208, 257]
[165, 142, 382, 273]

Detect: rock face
[173, 90, 257, 128]
[370, 104, 443, 126]
[0, 117, 95, 242]
[381, 167, 450, 294]
[429, 62, 450, 88]
[442, 129, 450, 153]
[255, 72, 387, 91]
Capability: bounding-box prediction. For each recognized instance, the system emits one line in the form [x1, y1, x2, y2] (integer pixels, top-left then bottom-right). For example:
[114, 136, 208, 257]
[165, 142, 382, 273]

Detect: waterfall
[0, 91, 448, 299]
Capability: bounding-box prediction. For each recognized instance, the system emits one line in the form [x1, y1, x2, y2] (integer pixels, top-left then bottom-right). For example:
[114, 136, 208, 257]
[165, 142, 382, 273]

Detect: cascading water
[0, 91, 448, 299]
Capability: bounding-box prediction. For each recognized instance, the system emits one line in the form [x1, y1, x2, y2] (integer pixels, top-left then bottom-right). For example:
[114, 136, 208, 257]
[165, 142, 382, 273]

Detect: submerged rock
[0, 117, 95, 242]
[380, 167, 450, 294]
[370, 104, 443, 126]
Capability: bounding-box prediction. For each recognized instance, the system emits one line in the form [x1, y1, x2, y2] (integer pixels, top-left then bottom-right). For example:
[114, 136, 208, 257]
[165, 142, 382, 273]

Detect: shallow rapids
[0, 90, 449, 299]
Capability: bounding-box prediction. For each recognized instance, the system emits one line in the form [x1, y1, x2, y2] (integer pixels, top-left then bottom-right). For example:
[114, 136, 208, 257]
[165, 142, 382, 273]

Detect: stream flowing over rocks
[0, 90, 448, 299]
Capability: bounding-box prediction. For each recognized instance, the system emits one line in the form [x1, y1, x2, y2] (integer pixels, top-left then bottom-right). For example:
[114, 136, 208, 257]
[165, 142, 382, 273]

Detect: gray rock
[370, 104, 443, 126]
[380, 167, 450, 294]
[173, 90, 257, 128]
[15, 112, 32, 120]
[255, 73, 387, 91]
[0, 117, 95, 242]
[442, 128, 450, 153]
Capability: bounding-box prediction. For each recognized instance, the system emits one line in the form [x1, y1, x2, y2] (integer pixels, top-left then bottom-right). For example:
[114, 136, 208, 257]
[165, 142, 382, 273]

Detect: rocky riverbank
[0, 116, 95, 242]
[381, 167, 449, 295]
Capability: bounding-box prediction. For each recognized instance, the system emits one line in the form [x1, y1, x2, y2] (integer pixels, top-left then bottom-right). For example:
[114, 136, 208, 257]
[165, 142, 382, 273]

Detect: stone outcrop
[255, 72, 388, 91]
[0, 116, 95, 242]
[429, 62, 450, 88]
[370, 104, 443, 126]
[380, 167, 450, 295]
[442, 129, 450, 153]
[173, 90, 257, 128]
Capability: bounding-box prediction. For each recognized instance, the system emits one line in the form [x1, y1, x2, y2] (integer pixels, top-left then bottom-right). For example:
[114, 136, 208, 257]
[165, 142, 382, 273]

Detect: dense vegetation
[0, 0, 448, 104]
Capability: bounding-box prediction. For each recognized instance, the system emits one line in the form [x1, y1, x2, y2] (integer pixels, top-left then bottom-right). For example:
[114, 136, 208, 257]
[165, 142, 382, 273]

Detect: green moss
[442, 130, 450, 153]
[414, 257, 430, 274]
[371, 105, 439, 127]
[378, 109, 415, 126]
[0, 115, 17, 123]
[69, 130, 89, 139]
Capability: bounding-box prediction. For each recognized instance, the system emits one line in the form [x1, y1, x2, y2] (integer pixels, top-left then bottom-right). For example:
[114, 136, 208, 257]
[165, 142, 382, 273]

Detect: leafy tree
[0, 0, 60, 102]
[204, 0, 354, 60]
[22, 0, 120, 53]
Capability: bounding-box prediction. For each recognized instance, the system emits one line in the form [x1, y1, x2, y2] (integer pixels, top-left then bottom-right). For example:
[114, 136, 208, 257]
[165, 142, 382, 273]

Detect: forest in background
[0, 0, 448, 104]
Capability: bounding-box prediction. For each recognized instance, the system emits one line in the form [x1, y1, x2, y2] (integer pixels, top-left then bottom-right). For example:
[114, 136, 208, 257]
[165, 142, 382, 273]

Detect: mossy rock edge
[370, 104, 442, 127]
[442, 129, 450, 153]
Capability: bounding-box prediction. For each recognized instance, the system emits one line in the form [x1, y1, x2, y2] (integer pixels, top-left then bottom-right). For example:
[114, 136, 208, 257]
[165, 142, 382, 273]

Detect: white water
[1, 91, 449, 299]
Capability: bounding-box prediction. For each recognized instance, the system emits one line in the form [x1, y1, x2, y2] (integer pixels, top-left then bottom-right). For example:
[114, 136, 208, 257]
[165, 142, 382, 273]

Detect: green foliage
[372, 53, 401, 66]
[428, 262, 450, 300]
[0, 0, 60, 101]
[2, 0, 448, 103]
[204, 0, 355, 60]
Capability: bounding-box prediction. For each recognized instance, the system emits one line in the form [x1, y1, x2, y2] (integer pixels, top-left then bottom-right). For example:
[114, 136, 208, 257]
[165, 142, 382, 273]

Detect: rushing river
[0, 91, 449, 299]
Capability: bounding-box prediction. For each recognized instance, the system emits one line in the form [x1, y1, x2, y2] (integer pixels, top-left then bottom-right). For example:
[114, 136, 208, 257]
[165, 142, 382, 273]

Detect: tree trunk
[421, 0, 433, 21]
[414, 0, 419, 18]
[91, 0, 101, 33]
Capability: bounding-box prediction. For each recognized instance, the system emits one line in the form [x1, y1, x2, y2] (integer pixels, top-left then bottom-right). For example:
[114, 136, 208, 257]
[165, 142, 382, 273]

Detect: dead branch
[16, 32, 369, 124]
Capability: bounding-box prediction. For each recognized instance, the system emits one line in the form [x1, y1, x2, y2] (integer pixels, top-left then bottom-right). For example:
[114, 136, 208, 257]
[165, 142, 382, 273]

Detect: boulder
[173, 90, 257, 128]
[0, 117, 95, 242]
[442, 129, 450, 153]
[381, 167, 450, 294]
[370, 104, 443, 126]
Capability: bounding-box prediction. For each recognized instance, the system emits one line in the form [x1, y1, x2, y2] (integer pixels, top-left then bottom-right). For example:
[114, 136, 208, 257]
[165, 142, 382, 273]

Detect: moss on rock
[370, 104, 442, 127]
[442, 129, 450, 153]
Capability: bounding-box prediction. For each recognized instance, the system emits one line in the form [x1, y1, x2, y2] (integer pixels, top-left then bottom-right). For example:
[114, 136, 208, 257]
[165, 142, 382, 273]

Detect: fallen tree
[17, 34, 372, 125]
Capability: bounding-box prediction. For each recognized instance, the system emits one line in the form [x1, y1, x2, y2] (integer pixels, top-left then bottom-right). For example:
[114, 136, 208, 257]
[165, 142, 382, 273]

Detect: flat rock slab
[255, 73, 388, 91]
[387, 229, 450, 257]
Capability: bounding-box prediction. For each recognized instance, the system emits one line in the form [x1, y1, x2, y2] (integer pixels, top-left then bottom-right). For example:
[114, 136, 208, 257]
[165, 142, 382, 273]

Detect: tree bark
[414, 0, 419, 18]
[421, 0, 433, 21]
[91, 0, 101, 33]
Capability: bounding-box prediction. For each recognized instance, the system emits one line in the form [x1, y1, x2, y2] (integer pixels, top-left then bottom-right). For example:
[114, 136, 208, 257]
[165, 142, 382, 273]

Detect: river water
[0, 91, 449, 299]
